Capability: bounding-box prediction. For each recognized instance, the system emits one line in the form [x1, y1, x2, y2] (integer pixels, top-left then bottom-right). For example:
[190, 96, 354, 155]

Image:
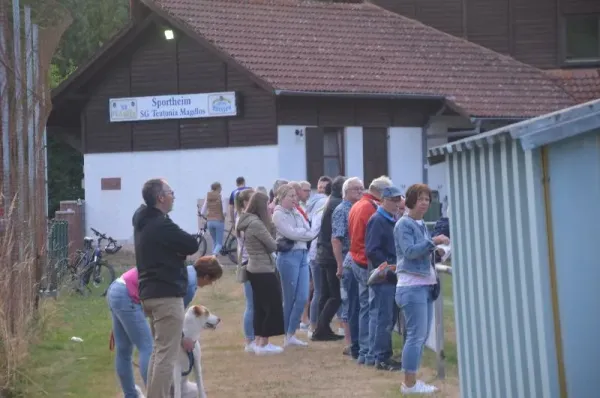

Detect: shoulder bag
[236, 233, 248, 284]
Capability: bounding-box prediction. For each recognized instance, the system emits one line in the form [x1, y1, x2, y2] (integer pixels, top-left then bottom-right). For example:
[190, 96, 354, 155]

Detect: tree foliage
[52, 0, 129, 78]
[47, 0, 129, 216]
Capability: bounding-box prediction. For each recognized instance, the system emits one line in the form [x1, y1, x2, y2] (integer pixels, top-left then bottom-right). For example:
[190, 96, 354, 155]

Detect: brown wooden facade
[75, 22, 276, 154]
[372, 0, 600, 69]
[49, 17, 446, 187]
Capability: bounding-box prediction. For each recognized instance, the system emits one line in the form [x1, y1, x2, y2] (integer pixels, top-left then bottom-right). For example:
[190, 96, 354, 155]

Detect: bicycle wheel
[225, 236, 239, 264]
[197, 235, 208, 257]
[91, 262, 116, 296]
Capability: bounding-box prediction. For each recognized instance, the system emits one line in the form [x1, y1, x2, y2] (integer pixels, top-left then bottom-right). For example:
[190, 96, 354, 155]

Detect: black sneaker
[375, 359, 402, 372]
[311, 332, 344, 342]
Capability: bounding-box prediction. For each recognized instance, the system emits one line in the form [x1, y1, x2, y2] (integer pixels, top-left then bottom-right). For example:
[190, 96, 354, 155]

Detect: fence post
[1, 1, 10, 208]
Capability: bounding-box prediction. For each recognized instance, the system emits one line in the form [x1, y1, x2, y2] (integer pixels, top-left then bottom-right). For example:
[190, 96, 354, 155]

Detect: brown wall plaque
[101, 177, 122, 191]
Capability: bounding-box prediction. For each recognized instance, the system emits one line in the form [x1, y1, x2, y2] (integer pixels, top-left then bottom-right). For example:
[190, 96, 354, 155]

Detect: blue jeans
[277, 249, 309, 336]
[368, 283, 396, 363]
[309, 260, 322, 326]
[351, 259, 372, 364]
[341, 264, 359, 357]
[243, 281, 255, 341]
[107, 281, 153, 398]
[207, 220, 224, 254]
[396, 285, 434, 373]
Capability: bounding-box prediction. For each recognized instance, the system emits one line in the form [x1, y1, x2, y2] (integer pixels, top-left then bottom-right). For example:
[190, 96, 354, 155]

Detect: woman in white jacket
[272, 184, 318, 347]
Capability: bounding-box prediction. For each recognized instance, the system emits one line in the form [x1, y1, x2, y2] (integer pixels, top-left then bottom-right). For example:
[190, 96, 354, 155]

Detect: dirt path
[182, 271, 460, 398]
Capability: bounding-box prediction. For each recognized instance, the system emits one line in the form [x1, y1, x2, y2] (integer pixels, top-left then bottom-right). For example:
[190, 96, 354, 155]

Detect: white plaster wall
[84, 146, 279, 242]
[278, 125, 307, 182]
[344, 127, 363, 180]
[387, 127, 423, 194]
[427, 121, 449, 207]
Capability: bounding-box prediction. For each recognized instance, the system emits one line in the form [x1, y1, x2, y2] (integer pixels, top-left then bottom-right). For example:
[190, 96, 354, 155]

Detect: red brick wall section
[55, 200, 85, 261]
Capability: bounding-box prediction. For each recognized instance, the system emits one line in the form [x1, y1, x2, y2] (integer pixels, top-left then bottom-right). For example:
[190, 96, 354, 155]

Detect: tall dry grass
[0, 196, 46, 393]
[0, 0, 72, 394]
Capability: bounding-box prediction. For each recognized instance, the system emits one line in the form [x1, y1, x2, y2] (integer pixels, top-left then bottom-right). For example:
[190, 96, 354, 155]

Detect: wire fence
[0, 0, 70, 390]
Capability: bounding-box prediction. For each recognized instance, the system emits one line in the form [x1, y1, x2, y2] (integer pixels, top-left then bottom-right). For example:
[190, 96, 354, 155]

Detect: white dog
[136, 305, 220, 398]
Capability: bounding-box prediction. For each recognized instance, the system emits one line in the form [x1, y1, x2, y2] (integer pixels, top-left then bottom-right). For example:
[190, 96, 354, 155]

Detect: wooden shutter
[363, 128, 389, 187]
[305, 127, 324, 187]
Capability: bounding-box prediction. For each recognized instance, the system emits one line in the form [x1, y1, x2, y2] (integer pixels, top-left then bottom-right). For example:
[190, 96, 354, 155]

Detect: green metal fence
[41, 220, 69, 296]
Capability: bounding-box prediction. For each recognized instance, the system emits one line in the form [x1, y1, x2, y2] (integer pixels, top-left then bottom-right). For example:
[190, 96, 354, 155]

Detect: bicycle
[220, 226, 238, 264]
[66, 228, 121, 296]
[193, 214, 209, 257]
[194, 212, 238, 263]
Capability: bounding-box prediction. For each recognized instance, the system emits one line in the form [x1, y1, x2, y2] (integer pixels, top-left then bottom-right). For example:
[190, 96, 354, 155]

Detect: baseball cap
[381, 186, 404, 199]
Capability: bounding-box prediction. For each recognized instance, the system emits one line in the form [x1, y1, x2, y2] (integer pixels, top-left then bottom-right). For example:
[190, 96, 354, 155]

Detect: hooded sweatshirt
[308, 195, 329, 262]
[133, 204, 199, 300]
[305, 193, 327, 218]
[236, 213, 278, 273]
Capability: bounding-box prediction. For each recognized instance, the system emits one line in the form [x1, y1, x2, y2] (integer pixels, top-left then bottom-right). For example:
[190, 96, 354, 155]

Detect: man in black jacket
[312, 176, 347, 341]
[134, 178, 199, 398]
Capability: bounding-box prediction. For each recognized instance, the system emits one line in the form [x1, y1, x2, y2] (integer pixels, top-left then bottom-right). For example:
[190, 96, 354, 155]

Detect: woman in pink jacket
[106, 256, 223, 398]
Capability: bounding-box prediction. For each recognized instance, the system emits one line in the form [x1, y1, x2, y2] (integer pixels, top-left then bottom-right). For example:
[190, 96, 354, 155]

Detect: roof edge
[427, 98, 600, 164]
[512, 98, 600, 150]
[275, 90, 470, 118]
[274, 89, 444, 101]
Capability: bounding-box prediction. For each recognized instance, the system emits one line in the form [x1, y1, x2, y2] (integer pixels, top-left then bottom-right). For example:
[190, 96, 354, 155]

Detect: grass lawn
[12, 254, 460, 397]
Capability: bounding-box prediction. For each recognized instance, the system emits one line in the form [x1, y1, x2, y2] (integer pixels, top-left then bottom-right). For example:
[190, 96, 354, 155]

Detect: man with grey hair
[299, 181, 312, 204]
[134, 178, 199, 398]
[347, 175, 393, 366]
[331, 177, 364, 355]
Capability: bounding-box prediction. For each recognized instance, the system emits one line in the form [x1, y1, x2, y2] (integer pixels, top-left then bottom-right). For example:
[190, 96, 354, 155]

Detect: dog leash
[181, 351, 195, 377]
[109, 330, 141, 368]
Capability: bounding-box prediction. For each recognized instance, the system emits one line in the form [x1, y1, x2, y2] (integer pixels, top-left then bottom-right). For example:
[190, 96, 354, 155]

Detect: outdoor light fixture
[164, 29, 174, 40]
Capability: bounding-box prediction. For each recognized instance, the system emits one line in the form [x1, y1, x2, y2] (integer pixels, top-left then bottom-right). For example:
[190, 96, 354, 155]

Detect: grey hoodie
[305, 193, 327, 218]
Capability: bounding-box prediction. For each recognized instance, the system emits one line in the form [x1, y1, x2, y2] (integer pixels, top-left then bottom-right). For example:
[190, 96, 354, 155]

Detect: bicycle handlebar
[90, 227, 122, 254]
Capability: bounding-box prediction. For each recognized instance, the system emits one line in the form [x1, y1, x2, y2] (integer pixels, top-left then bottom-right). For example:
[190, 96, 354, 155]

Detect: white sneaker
[337, 327, 345, 336]
[244, 341, 257, 353]
[265, 343, 284, 353]
[135, 385, 146, 398]
[400, 380, 439, 394]
[307, 329, 314, 339]
[254, 343, 283, 355]
[285, 335, 308, 347]
[299, 322, 309, 331]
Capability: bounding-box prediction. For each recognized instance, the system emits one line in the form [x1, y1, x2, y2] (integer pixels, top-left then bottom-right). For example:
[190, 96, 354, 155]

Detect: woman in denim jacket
[394, 184, 449, 395]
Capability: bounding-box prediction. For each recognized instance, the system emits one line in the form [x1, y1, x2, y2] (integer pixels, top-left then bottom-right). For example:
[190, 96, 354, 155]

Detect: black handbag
[276, 237, 295, 253]
[429, 253, 441, 301]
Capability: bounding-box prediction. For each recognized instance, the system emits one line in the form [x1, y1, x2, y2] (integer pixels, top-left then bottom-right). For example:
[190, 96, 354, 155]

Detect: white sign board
[109, 92, 238, 122]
